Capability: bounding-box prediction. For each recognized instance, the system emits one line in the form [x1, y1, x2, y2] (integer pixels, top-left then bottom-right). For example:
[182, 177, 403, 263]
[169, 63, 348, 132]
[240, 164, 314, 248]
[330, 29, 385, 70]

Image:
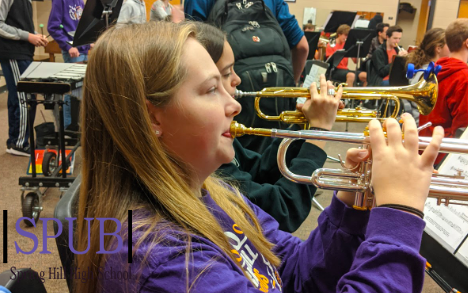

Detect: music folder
[304, 32, 321, 60]
[73, 0, 124, 46]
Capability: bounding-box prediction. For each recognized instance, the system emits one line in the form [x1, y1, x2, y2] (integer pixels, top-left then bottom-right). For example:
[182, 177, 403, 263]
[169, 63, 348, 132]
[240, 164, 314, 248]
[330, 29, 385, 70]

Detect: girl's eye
[208, 86, 218, 94]
[223, 72, 232, 78]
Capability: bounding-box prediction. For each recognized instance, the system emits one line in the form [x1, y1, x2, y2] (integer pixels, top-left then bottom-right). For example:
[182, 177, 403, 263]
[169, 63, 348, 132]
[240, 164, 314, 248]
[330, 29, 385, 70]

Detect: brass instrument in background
[230, 121, 468, 209]
[234, 72, 438, 125]
[317, 33, 336, 61]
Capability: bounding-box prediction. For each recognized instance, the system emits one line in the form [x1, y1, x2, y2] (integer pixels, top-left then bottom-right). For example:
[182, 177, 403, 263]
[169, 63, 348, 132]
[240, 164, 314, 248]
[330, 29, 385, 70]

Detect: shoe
[7, 145, 31, 157]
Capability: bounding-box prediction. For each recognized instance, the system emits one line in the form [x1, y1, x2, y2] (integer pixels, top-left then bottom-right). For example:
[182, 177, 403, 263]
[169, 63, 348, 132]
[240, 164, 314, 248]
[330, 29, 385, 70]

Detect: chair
[0, 268, 47, 293]
[54, 174, 81, 291]
[44, 40, 62, 62]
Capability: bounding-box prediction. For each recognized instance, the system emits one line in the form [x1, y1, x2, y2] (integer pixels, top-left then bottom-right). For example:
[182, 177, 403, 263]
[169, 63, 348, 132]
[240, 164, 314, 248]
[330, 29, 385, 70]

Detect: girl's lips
[222, 131, 232, 138]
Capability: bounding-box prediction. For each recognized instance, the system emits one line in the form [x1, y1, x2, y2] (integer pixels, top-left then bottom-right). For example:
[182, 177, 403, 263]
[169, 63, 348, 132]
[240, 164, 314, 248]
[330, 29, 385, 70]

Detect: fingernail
[358, 150, 368, 158]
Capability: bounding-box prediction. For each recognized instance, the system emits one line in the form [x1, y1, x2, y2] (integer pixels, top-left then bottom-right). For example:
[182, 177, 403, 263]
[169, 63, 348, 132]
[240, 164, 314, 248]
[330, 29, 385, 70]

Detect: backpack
[207, 0, 296, 153]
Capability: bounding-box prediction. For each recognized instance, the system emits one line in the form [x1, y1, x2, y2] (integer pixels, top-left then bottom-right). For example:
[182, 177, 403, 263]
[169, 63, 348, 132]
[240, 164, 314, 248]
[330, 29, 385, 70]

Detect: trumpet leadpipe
[230, 121, 468, 155]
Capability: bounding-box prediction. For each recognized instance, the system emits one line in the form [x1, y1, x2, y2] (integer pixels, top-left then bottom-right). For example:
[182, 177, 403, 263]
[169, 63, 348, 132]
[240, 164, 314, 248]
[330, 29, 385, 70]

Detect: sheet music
[297, 64, 328, 104]
[423, 128, 468, 257]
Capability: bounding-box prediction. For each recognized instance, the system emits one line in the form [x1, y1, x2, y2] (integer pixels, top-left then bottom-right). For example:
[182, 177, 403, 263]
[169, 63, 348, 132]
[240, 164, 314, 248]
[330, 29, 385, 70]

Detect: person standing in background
[117, 0, 147, 24]
[0, 0, 48, 156]
[48, 0, 90, 130]
[184, 0, 309, 85]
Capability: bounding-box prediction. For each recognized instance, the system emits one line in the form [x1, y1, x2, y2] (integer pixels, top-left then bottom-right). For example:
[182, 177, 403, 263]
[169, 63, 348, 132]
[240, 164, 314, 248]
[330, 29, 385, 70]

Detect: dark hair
[445, 18, 468, 52]
[376, 23, 389, 33]
[386, 25, 403, 38]
[194, 22, 226, 63]
[406, 28, 446, 69]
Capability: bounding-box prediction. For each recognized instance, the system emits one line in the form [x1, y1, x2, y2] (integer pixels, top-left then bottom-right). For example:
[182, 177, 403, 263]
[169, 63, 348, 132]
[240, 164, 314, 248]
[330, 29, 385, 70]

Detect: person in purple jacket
[47, 0, 90, 130]
[75, 21, 444, 293]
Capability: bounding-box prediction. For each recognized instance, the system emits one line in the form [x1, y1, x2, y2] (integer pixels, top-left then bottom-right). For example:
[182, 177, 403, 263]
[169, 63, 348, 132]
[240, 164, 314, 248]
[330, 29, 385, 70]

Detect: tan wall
[432, 0, 460, 29]
[287, 0, 400, 28]
[396, 0, 422, 48]
[33, 1, 53, 58]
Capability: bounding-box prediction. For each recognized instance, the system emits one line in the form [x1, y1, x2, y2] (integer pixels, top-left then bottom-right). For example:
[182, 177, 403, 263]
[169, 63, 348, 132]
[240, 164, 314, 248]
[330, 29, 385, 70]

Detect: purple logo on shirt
[14, 217, 124, 255]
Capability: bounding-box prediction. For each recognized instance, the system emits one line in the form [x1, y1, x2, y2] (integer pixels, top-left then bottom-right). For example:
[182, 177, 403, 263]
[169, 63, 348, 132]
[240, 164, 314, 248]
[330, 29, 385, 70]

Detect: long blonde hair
[76, 21, 280, 292]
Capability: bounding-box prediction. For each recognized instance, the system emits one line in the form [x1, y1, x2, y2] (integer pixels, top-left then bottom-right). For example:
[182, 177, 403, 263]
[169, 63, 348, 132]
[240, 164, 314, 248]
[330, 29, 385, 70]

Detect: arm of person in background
[372, 48, 391, 78]
[48, 0, 76, 55]
[0, 0, 47, 46]
[273, 0, 308, 85]
[183, 0, 214, 21]
[291, 36, 309, 85]
[447, 76, 468, 137]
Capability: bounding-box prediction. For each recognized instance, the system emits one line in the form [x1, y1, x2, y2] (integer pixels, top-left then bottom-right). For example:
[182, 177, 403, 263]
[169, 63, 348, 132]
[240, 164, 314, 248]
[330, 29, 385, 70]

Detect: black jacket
[369, 41, 400, 86]
[216, 137, 327, 232]
[0, 0, 35, 60]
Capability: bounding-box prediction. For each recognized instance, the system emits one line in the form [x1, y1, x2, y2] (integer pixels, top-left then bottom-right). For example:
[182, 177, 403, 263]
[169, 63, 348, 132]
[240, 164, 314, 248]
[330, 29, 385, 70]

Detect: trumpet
[234, 72, 437, 125]
[230, 121, 468, 208]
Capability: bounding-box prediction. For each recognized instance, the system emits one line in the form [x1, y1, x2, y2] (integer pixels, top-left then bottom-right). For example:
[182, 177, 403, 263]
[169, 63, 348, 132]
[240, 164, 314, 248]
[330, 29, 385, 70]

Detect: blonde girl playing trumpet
[76, 21, 444, 293]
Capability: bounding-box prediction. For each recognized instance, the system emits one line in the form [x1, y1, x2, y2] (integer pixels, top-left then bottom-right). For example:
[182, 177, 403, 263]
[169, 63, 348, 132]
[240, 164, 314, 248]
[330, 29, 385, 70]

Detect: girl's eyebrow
[221, 63, 235, 72]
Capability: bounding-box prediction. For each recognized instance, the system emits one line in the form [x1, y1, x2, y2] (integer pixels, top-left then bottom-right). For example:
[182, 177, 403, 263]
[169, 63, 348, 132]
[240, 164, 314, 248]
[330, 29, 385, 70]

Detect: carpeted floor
[0, 91, 443, 292]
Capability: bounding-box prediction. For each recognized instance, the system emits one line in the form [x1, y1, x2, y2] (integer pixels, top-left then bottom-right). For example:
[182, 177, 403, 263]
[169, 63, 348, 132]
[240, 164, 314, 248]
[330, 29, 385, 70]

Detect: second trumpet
[234, 73, 438, 124]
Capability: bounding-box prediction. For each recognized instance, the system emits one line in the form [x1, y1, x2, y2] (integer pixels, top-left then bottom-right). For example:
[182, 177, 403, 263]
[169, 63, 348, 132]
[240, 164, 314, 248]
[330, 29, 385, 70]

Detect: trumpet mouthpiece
[230, 121, 273, 138]
[234, 89, 257, 99]
[230, 121, 247, 138]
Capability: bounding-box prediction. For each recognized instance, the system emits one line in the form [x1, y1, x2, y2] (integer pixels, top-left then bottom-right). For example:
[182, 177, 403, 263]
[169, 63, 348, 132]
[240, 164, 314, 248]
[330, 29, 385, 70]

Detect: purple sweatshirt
[101, 192, 426, 292]
[47, 0, 90, 53]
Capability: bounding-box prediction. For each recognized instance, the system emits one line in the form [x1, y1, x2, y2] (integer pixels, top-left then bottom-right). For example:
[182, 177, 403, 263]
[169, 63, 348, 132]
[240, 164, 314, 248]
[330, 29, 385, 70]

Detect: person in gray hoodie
[0, 0, 48, 156]
[117, 0, 147, 24]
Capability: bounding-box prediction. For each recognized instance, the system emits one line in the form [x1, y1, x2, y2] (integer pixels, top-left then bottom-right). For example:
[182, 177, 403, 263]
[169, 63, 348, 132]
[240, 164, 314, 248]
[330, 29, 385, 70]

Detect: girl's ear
[145, 99, 163, 137]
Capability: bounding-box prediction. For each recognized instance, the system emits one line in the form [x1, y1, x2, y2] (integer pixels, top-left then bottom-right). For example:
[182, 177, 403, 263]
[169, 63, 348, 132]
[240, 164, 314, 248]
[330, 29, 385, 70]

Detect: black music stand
[323, 11, 357, 33]
[343, 29, 375, 87]
[304, 32, 321, 60]
[421, 232, 468, 291]
[73, 0, 123, 46]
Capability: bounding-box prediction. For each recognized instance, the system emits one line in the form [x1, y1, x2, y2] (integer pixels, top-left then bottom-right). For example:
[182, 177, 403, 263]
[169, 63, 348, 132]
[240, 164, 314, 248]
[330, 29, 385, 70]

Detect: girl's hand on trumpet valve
[370, 114, 444, 213]
[299, 74, 343, 131]
[337, 148, 370, 207]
